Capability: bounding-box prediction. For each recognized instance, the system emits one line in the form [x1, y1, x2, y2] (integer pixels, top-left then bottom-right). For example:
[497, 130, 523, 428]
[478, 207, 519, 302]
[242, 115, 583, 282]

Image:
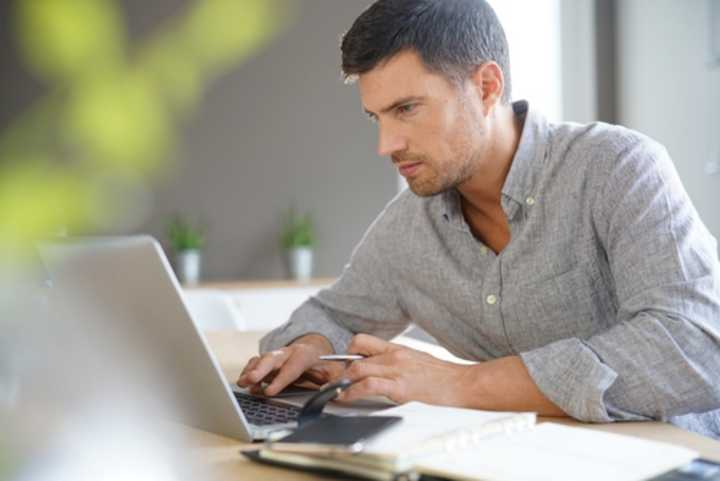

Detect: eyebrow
[364, 95, 425, 117]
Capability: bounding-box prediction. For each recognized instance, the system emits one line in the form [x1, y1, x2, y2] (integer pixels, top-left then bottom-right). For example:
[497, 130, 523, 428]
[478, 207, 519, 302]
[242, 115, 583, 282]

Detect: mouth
[396, 162, 422, 177]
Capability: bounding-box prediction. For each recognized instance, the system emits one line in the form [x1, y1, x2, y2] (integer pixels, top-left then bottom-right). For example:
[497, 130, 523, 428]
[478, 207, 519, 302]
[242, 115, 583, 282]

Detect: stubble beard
[402, 93, 483, 197]
[404, 140, 478, 198]
[406, 161, 468, 197]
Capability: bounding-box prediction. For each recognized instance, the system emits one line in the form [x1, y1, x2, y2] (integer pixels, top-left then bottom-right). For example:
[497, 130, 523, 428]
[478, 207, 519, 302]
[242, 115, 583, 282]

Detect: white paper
[365, 402, 535, 456]
[417, 423, 698, 481]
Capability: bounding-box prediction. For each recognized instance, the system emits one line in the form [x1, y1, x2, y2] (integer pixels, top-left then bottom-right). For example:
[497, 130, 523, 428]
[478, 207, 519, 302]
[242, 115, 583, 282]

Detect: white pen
[319, 354, 366, 361]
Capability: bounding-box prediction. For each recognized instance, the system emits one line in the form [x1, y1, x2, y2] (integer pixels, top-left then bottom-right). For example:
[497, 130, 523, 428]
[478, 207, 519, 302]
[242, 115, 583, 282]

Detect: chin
[408, 181, 447, 198]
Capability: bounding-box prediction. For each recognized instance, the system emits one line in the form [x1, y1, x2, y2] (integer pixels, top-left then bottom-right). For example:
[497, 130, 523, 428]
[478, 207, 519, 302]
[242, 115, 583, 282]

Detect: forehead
[358, 50, 455, 111]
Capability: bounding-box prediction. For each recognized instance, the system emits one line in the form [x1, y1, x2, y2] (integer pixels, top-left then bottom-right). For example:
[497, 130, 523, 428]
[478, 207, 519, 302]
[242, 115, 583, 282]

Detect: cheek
[407, 103, 472, 162]
[418, 118, 459, 160]
[451, 109, 484, 150]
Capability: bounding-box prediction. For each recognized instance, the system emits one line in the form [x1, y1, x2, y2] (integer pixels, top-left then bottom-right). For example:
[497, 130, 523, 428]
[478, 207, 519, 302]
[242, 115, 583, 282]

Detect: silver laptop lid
[38, 235, 255, 441]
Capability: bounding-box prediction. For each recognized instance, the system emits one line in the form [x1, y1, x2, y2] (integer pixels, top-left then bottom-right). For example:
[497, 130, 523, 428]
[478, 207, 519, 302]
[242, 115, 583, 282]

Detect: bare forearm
[340, 335, 569, 414]
[459, 355, 567, 416]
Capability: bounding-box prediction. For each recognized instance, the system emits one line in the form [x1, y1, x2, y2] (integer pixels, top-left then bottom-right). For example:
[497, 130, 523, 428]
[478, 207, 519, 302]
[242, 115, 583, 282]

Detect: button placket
[476, 258, 511, 356]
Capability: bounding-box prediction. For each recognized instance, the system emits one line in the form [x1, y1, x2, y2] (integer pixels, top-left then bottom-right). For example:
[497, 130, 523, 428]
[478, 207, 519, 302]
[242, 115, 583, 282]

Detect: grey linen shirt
[261, 101, 720, 438]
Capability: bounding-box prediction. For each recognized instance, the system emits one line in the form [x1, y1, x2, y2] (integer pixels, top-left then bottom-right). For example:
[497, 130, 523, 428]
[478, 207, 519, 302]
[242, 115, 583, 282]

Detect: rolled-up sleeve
[520, 140, 720, 423]
[259, 298, 356, 355]
[260, 195, 411, 354]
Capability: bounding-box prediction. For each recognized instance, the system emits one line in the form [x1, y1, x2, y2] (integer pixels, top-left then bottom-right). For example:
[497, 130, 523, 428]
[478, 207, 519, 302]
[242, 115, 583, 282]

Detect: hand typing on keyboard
[237, 334, 345, 397]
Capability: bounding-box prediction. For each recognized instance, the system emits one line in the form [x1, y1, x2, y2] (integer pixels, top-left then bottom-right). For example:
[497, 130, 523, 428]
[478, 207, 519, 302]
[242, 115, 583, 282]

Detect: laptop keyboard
[233, 391, 301, 426]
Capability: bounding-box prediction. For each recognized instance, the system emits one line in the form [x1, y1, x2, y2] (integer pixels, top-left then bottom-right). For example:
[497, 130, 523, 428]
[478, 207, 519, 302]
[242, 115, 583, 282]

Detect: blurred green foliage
[16, 0, 126, 82]
[0, 0, 294, 269]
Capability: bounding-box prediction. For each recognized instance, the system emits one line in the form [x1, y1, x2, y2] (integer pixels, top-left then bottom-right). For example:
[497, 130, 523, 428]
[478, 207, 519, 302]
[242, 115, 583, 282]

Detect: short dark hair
[341, 0, 512, 103]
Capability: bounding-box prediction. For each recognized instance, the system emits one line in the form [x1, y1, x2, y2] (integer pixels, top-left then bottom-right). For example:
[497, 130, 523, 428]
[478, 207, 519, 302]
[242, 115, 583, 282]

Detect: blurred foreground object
[0, 0, 293, 270]
[0, 269, 201, 481]
[0, 1, 295, 478]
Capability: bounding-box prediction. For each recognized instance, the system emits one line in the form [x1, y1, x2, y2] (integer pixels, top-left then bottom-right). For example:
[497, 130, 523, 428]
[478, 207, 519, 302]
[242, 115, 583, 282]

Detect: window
[488, 0, 563, 121]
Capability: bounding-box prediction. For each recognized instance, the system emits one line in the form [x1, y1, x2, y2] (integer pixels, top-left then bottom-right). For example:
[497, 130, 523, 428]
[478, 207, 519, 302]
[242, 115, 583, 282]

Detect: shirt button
[486, 294, 498, 305]
[525, 196, 536, 206]
[480, 246, 488, 255]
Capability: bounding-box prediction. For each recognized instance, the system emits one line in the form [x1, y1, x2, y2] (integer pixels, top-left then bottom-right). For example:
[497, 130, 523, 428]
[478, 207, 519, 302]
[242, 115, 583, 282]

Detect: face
[358, 50, 490, 197]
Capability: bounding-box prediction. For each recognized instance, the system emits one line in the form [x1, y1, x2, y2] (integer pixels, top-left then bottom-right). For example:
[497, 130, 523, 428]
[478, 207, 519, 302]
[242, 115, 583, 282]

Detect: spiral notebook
[245, 402, 699, 481]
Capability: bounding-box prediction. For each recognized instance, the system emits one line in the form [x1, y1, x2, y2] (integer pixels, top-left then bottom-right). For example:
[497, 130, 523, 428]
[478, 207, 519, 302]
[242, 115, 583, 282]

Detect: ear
[467, 62, 505, 115]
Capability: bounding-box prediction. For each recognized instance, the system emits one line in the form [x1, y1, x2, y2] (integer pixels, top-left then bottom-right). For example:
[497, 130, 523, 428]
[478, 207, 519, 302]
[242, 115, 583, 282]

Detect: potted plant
[167, 215, 205, 285]
[280, 209, 314, 282]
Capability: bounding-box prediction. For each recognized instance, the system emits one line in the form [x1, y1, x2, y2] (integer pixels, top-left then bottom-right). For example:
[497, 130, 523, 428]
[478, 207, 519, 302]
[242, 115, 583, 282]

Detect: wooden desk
[187, 330, 720, 480]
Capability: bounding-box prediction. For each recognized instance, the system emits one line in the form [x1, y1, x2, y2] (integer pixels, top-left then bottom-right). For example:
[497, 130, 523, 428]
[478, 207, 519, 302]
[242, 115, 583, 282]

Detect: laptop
[37, 235, 323, 441]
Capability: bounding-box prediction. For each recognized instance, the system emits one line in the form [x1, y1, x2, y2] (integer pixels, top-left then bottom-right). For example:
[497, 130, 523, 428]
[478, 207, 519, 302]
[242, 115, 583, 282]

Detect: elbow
[606, 373, 720, 421]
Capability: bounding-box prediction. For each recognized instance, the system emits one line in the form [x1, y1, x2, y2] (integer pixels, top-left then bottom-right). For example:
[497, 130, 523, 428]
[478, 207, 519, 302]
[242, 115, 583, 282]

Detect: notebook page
[365, 402, 535, 456]
[417, 422, 698, 481]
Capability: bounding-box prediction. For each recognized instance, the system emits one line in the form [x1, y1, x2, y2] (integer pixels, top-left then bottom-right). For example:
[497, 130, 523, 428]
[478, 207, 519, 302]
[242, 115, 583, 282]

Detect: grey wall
[616, 0, 720, 242]
[131, 0, 397, 280]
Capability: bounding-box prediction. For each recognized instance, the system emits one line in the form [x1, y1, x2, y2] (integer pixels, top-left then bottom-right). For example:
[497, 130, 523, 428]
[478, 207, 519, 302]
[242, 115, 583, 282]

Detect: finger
[297, 368, 330, 387]
[264, 352, 315, 396]
[347, 333, 398, 356]
[316, 361, 347, 379]
[298, 360, 347, 387]
[241, 349, 288, 385]
[243, 356, 260, 373]
[350, 348, 411, 367]
[237, 356, 260, 385]
[337, 376, 402, 403]
[260, 371, 278, 386]
[248, 372, 277, 395]
[249, 383, 265, 395]
[344, 360, 395, 383]
[292, 375, 323, 389]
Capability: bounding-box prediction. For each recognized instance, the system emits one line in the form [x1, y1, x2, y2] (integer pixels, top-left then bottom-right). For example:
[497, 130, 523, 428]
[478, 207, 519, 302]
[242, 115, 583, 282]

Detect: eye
[397, 103, 417, 115]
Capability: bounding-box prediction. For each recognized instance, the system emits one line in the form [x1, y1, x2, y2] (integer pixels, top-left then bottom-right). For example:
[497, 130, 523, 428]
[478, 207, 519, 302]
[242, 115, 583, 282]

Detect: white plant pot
[287, 247, 313, 282]
[176, 249, 202, 285]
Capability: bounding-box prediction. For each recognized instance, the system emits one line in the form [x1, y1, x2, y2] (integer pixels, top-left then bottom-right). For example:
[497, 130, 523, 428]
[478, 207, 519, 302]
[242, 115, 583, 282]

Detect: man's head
[341, 0, 511, 102]
[341, 0, 514, 197]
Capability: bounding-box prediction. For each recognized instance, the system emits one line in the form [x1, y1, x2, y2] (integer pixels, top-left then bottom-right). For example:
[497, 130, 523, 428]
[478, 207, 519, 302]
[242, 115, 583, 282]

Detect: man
[237, 0, 720, 437]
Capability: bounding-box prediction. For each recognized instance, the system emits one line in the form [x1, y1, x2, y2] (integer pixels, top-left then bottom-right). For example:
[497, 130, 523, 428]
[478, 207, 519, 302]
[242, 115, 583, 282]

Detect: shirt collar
[440, 100, 550, 225]
[500, 100, 549, 206]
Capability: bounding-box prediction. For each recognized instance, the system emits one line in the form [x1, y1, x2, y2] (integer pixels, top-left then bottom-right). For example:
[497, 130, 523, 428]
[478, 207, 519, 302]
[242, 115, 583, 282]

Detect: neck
[457, 103, 522, 213]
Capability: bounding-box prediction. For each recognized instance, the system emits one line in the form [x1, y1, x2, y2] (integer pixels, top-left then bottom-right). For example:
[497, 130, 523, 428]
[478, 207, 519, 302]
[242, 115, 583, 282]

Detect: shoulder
[549, 120, 671, 180]
[550, 122, 691, 235]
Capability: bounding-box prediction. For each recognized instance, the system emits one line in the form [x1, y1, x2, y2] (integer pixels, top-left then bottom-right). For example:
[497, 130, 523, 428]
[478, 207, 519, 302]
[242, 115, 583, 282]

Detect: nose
[377, 125, 407, 157]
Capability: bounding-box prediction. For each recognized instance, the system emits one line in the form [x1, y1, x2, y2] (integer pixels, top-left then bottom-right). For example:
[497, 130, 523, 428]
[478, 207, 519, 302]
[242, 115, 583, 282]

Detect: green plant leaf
[280, 209, 314, 249]
[166, 215, 204, 252]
